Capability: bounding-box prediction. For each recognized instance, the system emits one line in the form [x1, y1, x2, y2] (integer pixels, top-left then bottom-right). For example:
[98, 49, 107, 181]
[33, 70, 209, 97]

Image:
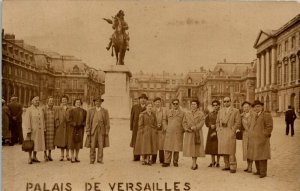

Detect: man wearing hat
[85, 96, 110, 164]
[248, 100, 273, 178]
[8, 95, 23, 145]
[130, 93, 148, 161]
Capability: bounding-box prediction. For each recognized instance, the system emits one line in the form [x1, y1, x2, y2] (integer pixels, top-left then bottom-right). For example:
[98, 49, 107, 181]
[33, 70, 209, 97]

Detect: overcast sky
[2, 1, 300, 73]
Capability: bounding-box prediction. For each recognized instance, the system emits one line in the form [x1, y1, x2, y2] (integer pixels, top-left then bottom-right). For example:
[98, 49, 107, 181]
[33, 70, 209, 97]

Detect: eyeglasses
[173, 102, 179, 105]
[223, 100, 230, 103]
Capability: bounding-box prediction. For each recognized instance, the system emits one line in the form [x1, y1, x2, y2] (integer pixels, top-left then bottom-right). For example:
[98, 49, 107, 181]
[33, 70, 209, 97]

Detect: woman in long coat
[2, 99, 12, 145]
[24, 96, 46, 164]
[68, 99, 87, 163]
[134, 101, 158, 165]
[241, 101, 255, 172]
[183, 100, 205, 170]
[205, 100, 221, 167]
[54, 95, 71, 161]
[43, 97, 56, 161]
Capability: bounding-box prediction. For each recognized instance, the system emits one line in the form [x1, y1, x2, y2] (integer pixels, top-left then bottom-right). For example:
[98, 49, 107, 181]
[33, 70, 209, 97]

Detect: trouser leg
[90, 131, 98, 163]
[164, 150, 172, 164]
[97, 132, 104, 162]
[223, 155, 230, 168]
[152, 154, 157, 163]
[159, 150, 164, 163]
[286, 123, 289, 135]
[229, 154, 237, 170]
[17, 123, 24, 144]
[255, 160, 260, 174]
[173, 152, 179, 165]
[259, 160, 268, 176]
[291, 122, 294, 136]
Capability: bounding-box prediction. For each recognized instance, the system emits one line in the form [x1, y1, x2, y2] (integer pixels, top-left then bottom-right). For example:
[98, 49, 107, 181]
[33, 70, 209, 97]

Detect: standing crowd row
[3, 95, 110, 164]
[129, 94, 273, 178]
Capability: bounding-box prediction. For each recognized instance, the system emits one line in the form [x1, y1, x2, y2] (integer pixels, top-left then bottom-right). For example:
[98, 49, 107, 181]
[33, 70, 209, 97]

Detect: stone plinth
[102, 65, 132, 119]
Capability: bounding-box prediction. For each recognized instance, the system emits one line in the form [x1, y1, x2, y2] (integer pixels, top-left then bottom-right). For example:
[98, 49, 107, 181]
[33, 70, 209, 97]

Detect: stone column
[296, 54, 300, 84]
[266, 50, 270, 85]
[261, 53, 265, 87]
[288, 58, 292, 84]
[271, 47, 277, 85]
[282, 60, 285, 86]
[256, 55, 261, 88]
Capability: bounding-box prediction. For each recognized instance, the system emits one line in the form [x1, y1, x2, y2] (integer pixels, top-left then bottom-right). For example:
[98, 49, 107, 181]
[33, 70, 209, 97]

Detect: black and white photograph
[1, 1, 300, 191]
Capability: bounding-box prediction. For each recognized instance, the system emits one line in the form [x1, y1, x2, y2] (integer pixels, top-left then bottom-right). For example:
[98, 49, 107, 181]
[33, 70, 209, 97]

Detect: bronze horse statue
[103, 11, 129, 65]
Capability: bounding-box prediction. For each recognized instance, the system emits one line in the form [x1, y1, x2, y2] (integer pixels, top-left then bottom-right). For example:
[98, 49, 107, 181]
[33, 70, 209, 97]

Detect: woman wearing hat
[134, 101, 158, 165]
[24, 96, 46, 164]
[182, 100, 206, 170]
[240, 101, 255, 173]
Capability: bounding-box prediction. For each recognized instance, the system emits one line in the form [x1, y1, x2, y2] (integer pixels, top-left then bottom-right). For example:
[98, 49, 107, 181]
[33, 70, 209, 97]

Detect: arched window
[73, 65, 80, 73]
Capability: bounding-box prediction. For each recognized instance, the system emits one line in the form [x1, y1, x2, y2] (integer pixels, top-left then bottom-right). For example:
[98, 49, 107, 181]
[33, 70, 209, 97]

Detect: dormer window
[187, 77, 192, 84]
[218, 68, 224, 76]
[73, 65, 80, 73]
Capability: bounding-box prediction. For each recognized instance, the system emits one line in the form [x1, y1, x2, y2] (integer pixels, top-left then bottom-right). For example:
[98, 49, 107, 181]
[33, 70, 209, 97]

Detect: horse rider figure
[104, 10, 130, 51]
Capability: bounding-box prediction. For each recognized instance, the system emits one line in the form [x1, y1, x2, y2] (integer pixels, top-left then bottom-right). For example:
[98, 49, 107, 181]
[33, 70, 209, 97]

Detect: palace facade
[254, 14, 300, 114]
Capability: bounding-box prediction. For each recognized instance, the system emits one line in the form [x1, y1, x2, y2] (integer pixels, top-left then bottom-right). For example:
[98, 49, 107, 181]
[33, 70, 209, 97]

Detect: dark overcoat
[54, 106, 71, 148]
[247, 111, 273, 160]
[67, 107, 87, 149]
[130, 104, 146, 148]
[205, 111, 218, 155]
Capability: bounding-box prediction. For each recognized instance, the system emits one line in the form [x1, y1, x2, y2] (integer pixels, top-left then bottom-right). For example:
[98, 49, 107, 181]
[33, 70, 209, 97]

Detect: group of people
[2, 96, 23, 146]
[130, 94, 274, 178]
[8, 95, 110, 165]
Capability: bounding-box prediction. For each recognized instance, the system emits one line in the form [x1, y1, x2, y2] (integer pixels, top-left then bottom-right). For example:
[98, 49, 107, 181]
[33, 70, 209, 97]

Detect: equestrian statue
[103, 10, 130, 65]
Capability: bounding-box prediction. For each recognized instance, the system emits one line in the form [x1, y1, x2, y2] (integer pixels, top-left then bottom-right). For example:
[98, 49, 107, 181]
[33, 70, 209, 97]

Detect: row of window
[2, 63, 38, 81]
[278, 33, 300, 56]
[277, 61, 297, 84]
[132, 92, 176, 100]
[3, 43, 34, 62]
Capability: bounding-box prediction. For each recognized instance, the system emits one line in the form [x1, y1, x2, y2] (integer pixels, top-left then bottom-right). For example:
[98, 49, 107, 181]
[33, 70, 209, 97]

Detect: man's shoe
[222, 168, 230, 171]
[253, 172, 260, 175]
[259, 174, 266, 178]
[97, 161, 104, 164]
[162, 163, 170, 167]
[173, 163, 178, 167]
[90, 161, 94, 164]
[230, 170, 236, 173]
[216, 163, 220, 168]
[32, 158, 40, 163]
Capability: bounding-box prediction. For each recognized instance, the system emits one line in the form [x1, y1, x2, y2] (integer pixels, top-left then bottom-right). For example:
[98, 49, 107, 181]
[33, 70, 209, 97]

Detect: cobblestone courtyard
[2, 117, 300, 191]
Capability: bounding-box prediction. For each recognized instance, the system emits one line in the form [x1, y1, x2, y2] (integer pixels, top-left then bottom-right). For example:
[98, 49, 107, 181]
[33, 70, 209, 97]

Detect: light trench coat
[241, 111, 256, 161]
[216, 106, 241, 155]
[163, 109, 185, 152]
[154, 107, 166, 150]
[24, 105, 46, 152]
[183, 110, 205, 157]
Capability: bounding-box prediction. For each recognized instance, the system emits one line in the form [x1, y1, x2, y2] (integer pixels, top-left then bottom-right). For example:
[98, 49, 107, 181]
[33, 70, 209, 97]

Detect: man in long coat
[216, 97, 241, 173]
[8, 95, 23, 145]
[162, 99, 185, 167]
[248, 100, 273, 178]
[130, 93, 148, 161]
[85, 96, 110, 164]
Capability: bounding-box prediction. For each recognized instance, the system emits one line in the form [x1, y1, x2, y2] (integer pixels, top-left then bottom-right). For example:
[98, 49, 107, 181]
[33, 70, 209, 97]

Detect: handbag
[236, 130, 243, 140]
[73, 127, 81, 143]
[22, 140, 34, 152]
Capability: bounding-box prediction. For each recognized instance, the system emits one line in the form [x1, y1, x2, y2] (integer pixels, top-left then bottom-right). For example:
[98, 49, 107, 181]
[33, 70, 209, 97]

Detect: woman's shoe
[142, 161, 147, 165]
[75, 158, 80, 163]
[66, 156, 71, 161]
[48, 156, 53, 161]
[32, 158, 40, 163]
[59, 156, 64, 161]
[192, 164, 198, 170]
[28, 159, 32, 164]
[44, 155, 48, 162]
[216, 163, 220, 168]
[71, 160, 75, 163]
[244, 168, 249, 172]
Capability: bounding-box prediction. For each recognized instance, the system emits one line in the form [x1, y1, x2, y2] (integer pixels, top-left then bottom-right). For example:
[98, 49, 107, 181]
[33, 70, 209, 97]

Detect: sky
[2, 1, 300, 74]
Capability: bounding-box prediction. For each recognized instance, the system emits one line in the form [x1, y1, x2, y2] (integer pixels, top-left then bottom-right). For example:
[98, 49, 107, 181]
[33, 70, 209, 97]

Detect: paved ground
[2, 117, 300, 191]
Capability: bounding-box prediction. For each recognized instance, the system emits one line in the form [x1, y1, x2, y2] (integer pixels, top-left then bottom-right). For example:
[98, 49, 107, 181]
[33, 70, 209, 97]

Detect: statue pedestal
[102, 65, 132, 119]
